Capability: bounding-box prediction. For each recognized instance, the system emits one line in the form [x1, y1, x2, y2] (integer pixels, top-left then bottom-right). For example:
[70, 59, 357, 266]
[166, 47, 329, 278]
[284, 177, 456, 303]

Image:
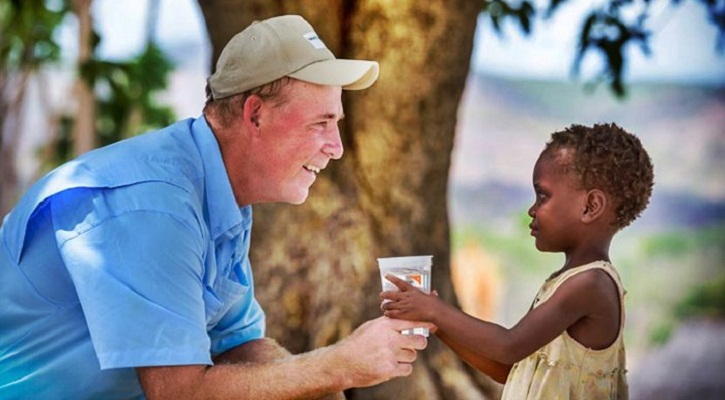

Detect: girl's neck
[553, 249, 611, 279]
[565, 232, 613, 268]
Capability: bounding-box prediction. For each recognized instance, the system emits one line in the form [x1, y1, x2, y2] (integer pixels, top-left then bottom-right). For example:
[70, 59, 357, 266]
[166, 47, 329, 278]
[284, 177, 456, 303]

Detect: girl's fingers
[385, 274, 414, 291]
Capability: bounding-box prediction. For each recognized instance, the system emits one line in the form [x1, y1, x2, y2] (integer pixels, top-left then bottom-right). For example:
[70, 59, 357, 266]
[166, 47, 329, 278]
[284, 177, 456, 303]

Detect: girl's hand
[380, 274, 439, 323]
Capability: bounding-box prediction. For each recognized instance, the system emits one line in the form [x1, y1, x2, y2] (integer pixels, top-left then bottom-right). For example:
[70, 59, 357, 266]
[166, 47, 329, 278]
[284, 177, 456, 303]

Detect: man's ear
[243, 95, 262, 132]
[581, 189, 607, 223]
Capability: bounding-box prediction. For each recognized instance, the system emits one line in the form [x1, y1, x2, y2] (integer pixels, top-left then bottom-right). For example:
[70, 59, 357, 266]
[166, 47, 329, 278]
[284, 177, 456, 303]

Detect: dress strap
[537, 261, 626, 336]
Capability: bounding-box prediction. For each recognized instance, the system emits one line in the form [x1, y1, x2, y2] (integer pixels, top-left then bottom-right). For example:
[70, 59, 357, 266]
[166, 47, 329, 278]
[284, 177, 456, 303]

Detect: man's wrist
[313, 343, 352, 392]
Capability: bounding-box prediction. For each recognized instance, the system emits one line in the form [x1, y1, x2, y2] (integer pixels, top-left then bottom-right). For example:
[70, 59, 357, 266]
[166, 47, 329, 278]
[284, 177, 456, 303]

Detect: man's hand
[331, 316, 431, 388]
[136, 317, 432, 399]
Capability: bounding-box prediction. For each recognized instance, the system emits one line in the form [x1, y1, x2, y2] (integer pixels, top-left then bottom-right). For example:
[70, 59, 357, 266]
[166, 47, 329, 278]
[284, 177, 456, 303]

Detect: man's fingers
[394, 362, 413, 378]
[386, 317, 433, 334]
[397, 348, 418, 363]
[400, 332, 428, 351]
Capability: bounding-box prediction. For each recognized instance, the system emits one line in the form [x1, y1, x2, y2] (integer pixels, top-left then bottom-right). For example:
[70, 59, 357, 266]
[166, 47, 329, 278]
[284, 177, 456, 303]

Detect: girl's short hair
[544, 123, 655, 229]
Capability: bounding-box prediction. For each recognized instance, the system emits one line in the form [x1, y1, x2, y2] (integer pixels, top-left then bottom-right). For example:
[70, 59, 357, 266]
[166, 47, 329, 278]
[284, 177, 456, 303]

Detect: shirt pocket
[202, 275, 249, 329]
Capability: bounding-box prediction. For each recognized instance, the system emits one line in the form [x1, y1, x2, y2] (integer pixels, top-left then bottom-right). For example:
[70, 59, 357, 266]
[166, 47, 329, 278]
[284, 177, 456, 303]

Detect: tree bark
[0, 72, 28, 217]
[197, 1, 498, 398]
[72, 0, 95, 155]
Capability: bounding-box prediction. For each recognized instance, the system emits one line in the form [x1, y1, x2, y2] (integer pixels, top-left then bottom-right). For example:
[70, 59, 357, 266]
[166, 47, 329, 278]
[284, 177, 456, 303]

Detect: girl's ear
[581, 189, 607, 223]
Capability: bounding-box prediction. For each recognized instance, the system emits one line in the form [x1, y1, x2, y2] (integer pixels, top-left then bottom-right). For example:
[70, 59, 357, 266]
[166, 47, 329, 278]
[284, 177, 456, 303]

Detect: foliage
[482, 0, 536, 34]
[648, 269, 725, 346]
[86, 43, 175, 147]
[699, 0, 725, 50]
[0, 0, 69, 153]
[622, 223, 725, 347]
[0, 0, 70, 214]
[573, 5, 650, 97]
[675, 275, 725, 318]
[0, 0, 68, 73]
[47, 17, 176, 167]
[479, 0, 725, 97]
[1, 0, 176, 171]
[641, 229, 692, 257]
[642, 224, 725, 261]
[648, 320, 674, 345]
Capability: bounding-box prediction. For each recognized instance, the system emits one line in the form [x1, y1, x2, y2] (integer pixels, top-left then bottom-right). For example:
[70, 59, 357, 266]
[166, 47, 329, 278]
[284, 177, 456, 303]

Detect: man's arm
[213, 338, 345, 400]
[213, 337, 291, 364]
[136, 317, 430, 400]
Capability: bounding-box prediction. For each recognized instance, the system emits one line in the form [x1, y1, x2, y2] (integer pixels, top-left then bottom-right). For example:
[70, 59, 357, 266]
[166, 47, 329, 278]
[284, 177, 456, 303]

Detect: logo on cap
[303, 32, 327, 50]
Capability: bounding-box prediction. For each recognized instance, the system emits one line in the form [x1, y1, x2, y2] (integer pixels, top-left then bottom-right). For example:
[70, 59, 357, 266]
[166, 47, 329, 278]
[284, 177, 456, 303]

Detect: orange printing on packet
[406, 274, 422, 286]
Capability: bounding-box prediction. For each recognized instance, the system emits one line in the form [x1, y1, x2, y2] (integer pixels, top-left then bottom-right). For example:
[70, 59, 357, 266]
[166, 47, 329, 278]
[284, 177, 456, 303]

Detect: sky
[471, 0, 725, 83]
[63, 0, 725, 85]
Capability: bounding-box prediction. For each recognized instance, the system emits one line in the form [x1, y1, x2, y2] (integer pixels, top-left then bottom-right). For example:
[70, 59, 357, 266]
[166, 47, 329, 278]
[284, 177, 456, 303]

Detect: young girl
[381, 123, 654, 399]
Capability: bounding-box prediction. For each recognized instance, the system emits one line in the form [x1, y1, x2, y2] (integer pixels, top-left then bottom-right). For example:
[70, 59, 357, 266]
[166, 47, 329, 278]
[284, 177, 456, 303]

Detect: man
[0, 15, 428, 399]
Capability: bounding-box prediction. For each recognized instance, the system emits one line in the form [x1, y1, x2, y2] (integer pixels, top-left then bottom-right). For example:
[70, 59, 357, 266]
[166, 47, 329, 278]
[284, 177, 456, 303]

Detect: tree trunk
[0, 72, 28, 217]
[197, 1, 498, 398]
[72, 0, 95, 155]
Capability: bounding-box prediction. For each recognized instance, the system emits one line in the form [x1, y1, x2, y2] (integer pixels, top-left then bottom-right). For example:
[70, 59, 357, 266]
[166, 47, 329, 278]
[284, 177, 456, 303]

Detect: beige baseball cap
[208, 15, 380, 100]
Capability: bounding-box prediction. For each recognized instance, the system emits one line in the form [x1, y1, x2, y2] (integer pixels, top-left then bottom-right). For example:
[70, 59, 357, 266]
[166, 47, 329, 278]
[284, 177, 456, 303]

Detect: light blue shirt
[0, 117, 265, 398]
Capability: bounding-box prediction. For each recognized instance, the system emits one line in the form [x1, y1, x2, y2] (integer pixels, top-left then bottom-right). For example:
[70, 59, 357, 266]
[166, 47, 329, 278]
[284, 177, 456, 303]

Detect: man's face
[249, 80, 344, 205]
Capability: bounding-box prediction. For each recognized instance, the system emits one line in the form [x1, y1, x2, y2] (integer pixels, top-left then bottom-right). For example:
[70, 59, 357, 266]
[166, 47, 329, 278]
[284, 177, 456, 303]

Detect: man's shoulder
[86, 118, 203, 181]
[0, 119, 207, 263]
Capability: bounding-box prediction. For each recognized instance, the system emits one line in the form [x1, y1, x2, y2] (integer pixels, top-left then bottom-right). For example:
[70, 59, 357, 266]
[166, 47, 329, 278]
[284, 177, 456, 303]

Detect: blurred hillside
[450, 73, 725, 232]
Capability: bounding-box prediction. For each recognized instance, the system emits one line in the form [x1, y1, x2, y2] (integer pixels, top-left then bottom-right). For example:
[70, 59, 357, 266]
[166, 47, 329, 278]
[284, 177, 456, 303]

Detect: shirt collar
[191, 116, 252, 240]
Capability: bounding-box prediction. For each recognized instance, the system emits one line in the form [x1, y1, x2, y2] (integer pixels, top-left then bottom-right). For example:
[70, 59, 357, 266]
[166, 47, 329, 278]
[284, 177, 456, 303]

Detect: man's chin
[287, 189, 310, 205]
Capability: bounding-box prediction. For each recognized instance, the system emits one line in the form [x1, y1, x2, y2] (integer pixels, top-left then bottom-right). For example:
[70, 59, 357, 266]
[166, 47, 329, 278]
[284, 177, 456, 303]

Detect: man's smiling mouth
[304, 164, 321, 175]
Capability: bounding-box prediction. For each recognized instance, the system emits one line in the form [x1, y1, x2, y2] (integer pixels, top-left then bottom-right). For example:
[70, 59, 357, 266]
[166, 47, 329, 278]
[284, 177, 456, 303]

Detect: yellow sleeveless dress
[501, 261, 629, 400]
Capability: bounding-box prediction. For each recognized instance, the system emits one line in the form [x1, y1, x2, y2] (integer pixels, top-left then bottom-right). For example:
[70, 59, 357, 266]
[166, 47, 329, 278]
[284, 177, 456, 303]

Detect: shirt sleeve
[207, 254, 266, 356]
[51, 188, 213, 370]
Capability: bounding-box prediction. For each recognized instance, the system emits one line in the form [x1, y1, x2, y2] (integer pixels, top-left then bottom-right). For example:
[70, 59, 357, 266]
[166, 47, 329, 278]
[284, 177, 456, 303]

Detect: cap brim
[288, 59, 379, 90]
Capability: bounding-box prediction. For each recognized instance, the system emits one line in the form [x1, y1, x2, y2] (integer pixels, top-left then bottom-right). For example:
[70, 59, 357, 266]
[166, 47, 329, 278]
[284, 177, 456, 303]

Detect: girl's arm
[435, 329, 512, 384]
[381, 271, 610, 366]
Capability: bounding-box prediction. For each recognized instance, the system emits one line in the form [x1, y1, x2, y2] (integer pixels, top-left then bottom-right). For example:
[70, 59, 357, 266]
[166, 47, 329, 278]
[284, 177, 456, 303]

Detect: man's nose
[323, 126, 344, 160]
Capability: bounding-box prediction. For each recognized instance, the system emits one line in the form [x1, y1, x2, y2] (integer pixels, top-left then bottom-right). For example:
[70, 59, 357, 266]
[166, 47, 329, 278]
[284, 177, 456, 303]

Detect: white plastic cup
[377, 255, 433, 336]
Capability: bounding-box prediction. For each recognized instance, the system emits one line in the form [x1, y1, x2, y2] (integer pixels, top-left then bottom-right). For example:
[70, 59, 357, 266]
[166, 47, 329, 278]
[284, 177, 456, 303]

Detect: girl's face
[527, 149, 588, 253]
